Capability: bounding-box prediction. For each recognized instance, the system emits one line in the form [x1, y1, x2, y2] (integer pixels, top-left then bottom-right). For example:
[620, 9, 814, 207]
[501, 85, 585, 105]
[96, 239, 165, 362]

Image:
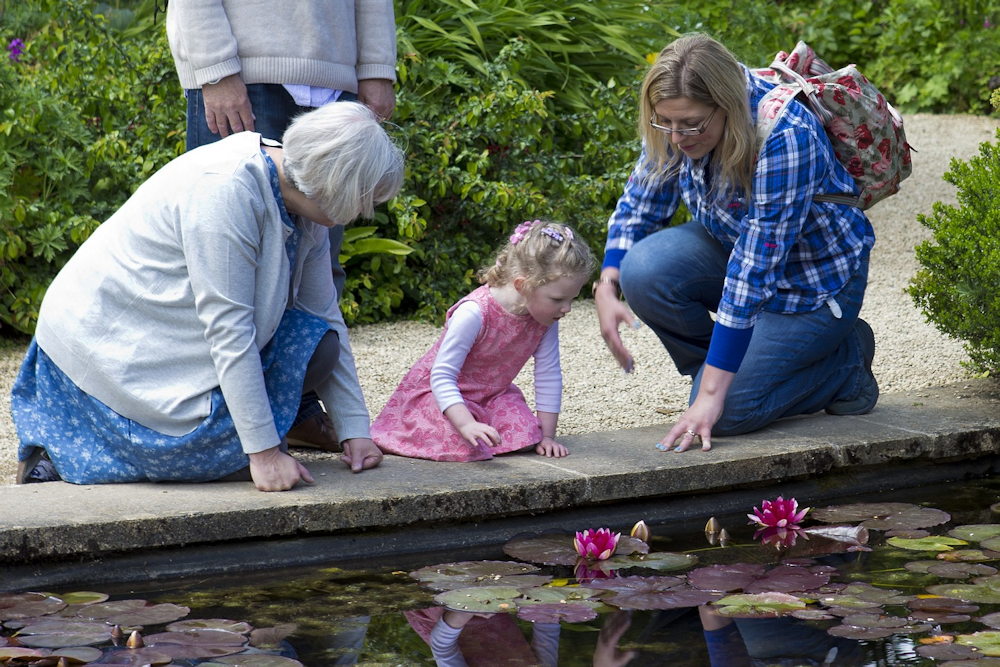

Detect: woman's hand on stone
[248, 446, 315, 491]
[341, 437, 383, 473]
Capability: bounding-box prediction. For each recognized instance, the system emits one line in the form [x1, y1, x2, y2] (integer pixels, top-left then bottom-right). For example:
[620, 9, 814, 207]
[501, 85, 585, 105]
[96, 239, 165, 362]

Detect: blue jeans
[620, 221, 870, 435]
[186, 83, 353, 420]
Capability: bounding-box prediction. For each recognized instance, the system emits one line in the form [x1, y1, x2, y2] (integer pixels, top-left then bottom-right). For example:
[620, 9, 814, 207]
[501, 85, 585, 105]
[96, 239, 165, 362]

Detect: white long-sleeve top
[429, 301, 562, 414]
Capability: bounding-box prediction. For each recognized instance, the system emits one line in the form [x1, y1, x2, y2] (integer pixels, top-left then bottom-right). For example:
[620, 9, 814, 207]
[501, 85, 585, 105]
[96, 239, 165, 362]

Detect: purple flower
[573, 528, 621, 561]
[8, 38, 24, 62]
[748, 496, 810, 529]
[985, 18, 994, 29]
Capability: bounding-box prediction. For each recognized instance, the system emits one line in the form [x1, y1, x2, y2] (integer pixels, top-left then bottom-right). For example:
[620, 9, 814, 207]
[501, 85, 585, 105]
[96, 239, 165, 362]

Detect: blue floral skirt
[11, 309, 332, 484]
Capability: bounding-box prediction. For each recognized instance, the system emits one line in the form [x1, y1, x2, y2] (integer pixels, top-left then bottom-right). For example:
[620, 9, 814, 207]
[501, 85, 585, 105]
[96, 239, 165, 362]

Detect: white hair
[281, 101, 405, 223]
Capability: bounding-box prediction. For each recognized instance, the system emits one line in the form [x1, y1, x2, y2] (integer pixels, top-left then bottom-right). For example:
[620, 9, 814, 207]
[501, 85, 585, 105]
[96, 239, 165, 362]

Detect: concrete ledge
[1, 379, 997, 582]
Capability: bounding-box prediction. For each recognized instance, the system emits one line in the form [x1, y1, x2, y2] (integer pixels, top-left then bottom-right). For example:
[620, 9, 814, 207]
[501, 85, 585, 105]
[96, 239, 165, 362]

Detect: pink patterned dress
[371, 285, 549, 461]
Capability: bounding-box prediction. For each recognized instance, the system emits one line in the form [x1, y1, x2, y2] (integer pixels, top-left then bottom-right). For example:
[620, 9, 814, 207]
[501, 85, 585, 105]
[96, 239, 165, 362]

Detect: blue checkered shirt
[604, 66, 875, 330]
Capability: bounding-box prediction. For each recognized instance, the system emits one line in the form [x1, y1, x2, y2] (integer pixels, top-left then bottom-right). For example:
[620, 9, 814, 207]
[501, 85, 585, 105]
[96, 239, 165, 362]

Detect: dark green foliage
[783, 0, 998, 114]
[908, 130, 1000, 375]
[0, 0, 185, 334]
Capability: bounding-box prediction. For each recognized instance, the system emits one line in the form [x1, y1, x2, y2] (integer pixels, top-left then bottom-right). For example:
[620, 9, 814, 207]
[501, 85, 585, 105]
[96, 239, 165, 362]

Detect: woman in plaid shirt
[594, 34, 878, 453]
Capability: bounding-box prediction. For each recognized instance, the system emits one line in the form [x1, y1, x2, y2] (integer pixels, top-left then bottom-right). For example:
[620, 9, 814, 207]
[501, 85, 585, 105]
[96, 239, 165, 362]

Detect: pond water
[4, 475, 1000, 666]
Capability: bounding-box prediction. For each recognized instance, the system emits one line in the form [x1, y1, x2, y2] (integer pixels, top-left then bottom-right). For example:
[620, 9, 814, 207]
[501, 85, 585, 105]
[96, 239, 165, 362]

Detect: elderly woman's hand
[248, 446, 315, 491]
[341, 437, 383, 473]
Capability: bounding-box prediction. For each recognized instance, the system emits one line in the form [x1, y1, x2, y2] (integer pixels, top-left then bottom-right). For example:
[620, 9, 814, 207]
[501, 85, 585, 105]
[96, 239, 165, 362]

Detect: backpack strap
[755, 72, 862, 209]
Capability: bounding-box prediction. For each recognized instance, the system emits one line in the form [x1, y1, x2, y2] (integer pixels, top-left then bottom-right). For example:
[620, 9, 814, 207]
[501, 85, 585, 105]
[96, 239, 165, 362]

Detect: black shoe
[826, 319, 879, 416]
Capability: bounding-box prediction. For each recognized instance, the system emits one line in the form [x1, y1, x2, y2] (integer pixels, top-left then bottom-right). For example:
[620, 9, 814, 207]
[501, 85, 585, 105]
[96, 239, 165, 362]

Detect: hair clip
[509, 219, 542, 245]
[541, 227, 565, 242]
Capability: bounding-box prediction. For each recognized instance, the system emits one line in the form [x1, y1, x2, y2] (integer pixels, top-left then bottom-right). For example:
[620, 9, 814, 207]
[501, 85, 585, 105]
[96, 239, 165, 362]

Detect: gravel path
[1, 113, 997, 484]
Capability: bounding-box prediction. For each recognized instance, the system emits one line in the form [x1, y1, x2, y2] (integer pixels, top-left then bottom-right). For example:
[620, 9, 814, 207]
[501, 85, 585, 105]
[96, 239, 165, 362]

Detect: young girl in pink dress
[371, 220, 595, 461]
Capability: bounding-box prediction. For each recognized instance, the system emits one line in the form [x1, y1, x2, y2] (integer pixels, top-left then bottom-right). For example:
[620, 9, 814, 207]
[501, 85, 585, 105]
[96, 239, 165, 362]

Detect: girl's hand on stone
[458, 421, 501, 449]
[249, 446, 314, 491]
[536, 436, 568, 458]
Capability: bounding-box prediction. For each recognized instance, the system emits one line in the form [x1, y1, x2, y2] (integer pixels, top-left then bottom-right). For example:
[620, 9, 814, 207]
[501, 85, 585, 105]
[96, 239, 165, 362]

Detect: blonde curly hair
[478, 220, 595, 290]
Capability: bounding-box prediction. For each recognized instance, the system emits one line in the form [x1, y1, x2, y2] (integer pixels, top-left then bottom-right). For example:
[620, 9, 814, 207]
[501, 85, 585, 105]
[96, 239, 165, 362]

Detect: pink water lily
[748, 496, 810, 529]
[754, 525, 806, 550]
[573, 528, 620, 561]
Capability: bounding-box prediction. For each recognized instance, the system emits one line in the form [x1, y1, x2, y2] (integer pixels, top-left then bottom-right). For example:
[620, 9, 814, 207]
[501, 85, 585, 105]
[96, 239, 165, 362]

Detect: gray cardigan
[167, 0, 397, 91]
[36, 133, 370, 453]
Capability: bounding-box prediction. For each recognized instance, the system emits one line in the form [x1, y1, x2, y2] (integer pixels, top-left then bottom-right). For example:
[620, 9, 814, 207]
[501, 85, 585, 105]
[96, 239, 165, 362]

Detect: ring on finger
[686, 429, 697, 437]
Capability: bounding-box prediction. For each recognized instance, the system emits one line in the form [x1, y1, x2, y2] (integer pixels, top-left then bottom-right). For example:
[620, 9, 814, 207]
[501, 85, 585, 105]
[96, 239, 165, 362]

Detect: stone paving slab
[1, 380, 997, 579]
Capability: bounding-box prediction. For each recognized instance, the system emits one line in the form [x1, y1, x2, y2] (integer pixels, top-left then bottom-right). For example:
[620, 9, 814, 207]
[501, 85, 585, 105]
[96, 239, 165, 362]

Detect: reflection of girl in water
[404, 608, 560, 666]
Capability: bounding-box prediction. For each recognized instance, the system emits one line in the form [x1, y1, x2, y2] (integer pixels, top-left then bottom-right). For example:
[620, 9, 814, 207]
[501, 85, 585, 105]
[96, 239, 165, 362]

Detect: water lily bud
[718, 528, 732, 547]
[127, 630, 144, 648]
[110, 625, 124, 645]
[630, 520, 651, 542]
[705, 516, 721, 533]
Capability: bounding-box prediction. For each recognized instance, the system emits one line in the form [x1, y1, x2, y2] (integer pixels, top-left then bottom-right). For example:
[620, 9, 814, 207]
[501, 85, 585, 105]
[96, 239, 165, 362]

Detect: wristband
[591, 276, 622, 299]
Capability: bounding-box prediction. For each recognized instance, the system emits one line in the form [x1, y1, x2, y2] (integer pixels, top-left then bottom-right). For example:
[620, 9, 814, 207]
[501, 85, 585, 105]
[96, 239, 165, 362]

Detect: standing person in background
[595, 34, 877, 453]
[166, 0, 397, 452]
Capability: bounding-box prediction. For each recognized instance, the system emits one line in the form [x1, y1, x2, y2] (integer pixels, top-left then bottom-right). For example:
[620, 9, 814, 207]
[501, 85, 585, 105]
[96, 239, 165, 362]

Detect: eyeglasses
[649, 106, 719, 136]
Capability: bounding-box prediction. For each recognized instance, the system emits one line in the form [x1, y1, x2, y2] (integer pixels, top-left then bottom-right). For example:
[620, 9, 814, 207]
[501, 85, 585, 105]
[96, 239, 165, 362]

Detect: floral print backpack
[753, 41, 913, 210]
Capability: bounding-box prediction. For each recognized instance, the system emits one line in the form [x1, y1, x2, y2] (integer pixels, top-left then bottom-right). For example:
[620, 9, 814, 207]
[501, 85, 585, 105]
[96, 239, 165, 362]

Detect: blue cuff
[602, 248, 626, 270]
[705, 321, 754, 373]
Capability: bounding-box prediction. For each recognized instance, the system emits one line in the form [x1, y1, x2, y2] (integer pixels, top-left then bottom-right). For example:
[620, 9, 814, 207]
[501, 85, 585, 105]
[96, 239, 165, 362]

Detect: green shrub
[908, 129, 1000, 375]
[783, 0, 997, 114]
[0, 0, 184, 334]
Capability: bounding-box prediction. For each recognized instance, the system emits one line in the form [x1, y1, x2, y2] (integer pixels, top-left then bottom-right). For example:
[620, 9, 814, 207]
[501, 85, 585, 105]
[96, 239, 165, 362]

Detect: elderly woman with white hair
[11, 101, 404, 492]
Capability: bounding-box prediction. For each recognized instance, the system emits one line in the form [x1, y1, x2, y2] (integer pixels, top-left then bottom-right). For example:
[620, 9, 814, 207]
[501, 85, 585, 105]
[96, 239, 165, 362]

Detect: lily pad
[503, 535, 581, 566]
[516, 586, 605, 606]
[788, 608, 836, 621]
[688, 563, 830, 595]
[927, 583, 1000, 604]
[594, 551, 698, 573]
[982, 537, 1000, 552]
[815, 583, 914, 609]
[516, 602, 598, 624]
[54, 591, 110, 606]
[144, 629, 248, 646]
[949, 525, 1000, 543]
[916, 643, 982, 660]
[939, 549, 1000, 563]
[712, 592, 807, 618]
[957, 630, 1000, 656]
[79, 599, 191, 626]
[16, 629, 112, 648]
[887, 536, 968, 552]
[503, 534, 647, 567]
[586, 575, 720, 610]
[906, 561, 998, 578]
[166, 619, 253, 634]
[53, 646, 104, 662]
[790, 525, 871, 555]
[909, 597, 979, 614]
[688, 564, 765, 592]
[433, 586, 522, 614]
[410, 561, 543, 590]
[811, 503, 950, 531]
[0, 648, 48, 661]
[827, 624, 896, 640]
[840, 613, 914, 629]
[0, 592, 66, 621]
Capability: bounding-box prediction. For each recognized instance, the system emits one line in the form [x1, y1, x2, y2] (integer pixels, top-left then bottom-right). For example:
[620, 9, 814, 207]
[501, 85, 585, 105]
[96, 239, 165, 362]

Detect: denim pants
[620, 221, 870, 435]
[186, 83, 352, 421]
